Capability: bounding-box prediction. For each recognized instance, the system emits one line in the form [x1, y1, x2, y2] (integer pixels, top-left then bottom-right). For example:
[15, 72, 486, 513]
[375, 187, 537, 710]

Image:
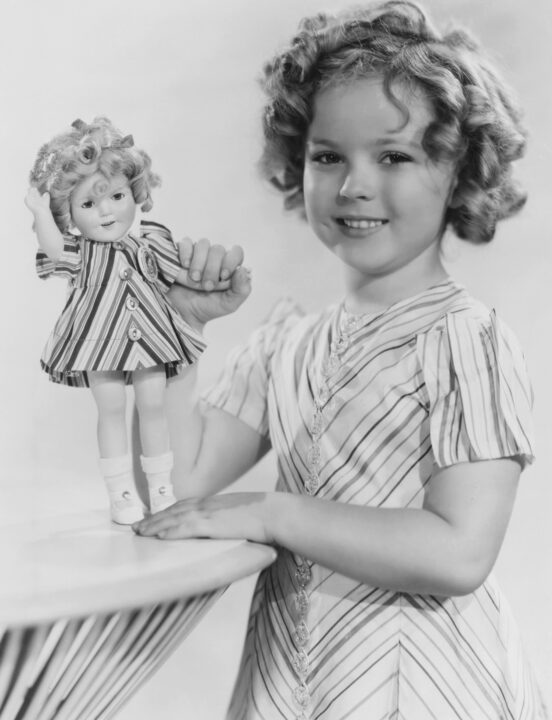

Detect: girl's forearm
[166, 364, 205, 477]
[267, 493, 485, 596]
[167, 365, 267, 499]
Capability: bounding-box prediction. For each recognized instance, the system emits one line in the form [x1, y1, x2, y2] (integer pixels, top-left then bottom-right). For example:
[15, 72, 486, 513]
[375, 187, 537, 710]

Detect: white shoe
[149, 485, 176, 514]
[109, 489, 145, 524]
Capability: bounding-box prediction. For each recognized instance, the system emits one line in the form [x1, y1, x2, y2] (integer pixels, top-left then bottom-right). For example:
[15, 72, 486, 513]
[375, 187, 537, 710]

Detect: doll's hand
[168, 239, 251, 331]
[132, 492, 274, 545]
[24, 186, 51, 216]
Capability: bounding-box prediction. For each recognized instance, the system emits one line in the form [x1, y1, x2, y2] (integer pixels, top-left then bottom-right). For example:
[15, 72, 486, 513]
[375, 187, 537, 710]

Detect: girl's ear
[447, 176, 462, 209]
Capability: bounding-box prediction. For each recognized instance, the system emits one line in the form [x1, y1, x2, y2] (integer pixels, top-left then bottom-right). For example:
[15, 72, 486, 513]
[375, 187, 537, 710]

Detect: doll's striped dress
[36, 220, 204, 387]
[204, 278, 547, 720]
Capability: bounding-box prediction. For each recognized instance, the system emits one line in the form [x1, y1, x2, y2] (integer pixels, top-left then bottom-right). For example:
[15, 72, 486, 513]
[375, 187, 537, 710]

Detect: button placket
[292, 556, 313, 716]
[294, 305, 364, 716]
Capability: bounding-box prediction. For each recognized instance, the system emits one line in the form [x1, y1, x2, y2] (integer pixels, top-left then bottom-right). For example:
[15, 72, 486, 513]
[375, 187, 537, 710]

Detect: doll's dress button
[128, 323, 142, 341]
[113, 241, 123, 250]
[119, 267, 132, 281]
[126, 296, 139, 311]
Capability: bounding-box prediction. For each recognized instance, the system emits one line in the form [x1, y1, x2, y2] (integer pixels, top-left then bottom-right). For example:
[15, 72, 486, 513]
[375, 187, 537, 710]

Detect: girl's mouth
[337, 218, 388, 230]
[101, 221, 115, 228]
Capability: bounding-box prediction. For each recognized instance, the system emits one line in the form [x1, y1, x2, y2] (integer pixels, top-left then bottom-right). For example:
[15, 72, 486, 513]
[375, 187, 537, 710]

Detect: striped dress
[36, 220, 205, 387]
[204, 279, 547, 720]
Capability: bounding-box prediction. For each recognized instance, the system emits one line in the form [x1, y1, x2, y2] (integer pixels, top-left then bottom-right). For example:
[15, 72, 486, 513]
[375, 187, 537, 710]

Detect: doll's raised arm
[25, 187, 64, 262]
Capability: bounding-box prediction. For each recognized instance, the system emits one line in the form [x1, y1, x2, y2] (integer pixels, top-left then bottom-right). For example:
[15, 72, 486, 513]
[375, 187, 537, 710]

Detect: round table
[0, 509, 276, 720]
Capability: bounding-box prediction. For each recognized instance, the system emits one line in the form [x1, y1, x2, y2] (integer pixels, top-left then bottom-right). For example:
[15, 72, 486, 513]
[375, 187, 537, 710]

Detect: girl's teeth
[342, 219, 384, 229]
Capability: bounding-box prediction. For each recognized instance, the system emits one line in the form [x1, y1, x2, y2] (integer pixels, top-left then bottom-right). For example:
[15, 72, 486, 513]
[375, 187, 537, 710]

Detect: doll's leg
[88, 371, 128, 457]
[89, 371, 144, 524]
[133, 366, 176, 513]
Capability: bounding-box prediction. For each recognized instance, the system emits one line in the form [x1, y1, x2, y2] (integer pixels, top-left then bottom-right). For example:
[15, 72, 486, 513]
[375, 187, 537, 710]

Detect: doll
[25, 117, 207, 524]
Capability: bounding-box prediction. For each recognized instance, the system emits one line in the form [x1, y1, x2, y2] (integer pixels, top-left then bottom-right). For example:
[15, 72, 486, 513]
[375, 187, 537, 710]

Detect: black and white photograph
[1, 0, 550, 718]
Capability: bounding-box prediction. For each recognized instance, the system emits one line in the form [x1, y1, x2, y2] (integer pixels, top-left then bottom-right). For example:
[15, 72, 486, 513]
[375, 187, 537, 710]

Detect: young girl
[134, 2, 547, 717]
[25, 117, 242, 525]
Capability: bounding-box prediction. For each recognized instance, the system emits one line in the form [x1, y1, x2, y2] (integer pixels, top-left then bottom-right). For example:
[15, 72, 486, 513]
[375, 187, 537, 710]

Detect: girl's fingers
[229, 265, 252, 300]
[177, 239, 245, 291]
[221, 245, 245, 280]
[187, 238, 210, 282]
[133, 498, 201, 533]
[201, 244, 227, 289]
[133, 503, 214, 539]
[177, 237, 195, 270]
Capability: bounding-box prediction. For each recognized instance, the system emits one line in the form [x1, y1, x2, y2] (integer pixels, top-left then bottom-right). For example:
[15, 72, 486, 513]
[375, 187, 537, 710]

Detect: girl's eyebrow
[306, 136, 422, 149]
[373, 136, 421, 148]
[306, 137, 338, 147]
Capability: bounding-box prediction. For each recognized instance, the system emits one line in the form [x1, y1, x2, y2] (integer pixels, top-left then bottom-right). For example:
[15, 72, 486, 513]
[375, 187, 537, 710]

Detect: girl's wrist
[186, 318, 206, 335]
[263, 491, 287, 546]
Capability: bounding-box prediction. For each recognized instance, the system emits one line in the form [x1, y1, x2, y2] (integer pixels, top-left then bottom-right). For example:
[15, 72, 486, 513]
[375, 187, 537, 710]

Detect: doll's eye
[81, 200, 94, 209]
[112, 192, 125, 201]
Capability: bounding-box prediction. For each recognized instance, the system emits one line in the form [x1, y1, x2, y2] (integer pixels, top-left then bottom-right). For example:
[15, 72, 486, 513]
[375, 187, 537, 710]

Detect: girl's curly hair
[29, 117, 161, 233]
[260, 1, 526, 243]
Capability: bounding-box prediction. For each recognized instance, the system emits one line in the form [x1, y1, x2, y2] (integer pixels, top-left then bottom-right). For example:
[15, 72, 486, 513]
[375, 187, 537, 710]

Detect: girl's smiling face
[70, 172, 136, 242]
[303, 76, 458, 298]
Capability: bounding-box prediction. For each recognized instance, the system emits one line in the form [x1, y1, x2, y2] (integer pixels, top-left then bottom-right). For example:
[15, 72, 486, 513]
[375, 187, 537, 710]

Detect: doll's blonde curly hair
[260, 1, 526, 243]
[29, 117, 161, 233]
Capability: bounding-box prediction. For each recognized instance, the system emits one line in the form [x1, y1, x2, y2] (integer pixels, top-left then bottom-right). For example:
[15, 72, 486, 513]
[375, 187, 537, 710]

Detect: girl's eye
[112, 192, 125, 201]
[381, 152, 411, 165]
[312, 151, 342, 165]
[81, 200, 94, 209]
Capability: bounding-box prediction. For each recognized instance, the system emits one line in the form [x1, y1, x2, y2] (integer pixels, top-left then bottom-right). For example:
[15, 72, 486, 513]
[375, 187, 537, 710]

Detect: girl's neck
[343, 259, 448, 316]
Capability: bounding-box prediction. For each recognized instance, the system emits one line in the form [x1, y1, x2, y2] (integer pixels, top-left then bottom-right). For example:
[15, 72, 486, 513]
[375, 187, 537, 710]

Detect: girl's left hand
[132, 493, 274, 545]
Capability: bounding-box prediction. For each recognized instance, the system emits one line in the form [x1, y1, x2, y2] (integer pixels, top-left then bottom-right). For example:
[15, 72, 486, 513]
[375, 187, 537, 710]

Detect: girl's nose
[338, 165, 377, 201]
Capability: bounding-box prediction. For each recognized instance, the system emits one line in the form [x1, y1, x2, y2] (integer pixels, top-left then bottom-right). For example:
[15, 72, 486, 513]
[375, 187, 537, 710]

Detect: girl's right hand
[24, 186, 51, 216]
[168, 238, 251, 331]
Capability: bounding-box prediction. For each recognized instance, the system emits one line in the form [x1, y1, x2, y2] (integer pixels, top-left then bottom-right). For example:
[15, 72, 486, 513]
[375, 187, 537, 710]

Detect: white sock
[99, 454, 144, 525]
[140, 451, 176, 513]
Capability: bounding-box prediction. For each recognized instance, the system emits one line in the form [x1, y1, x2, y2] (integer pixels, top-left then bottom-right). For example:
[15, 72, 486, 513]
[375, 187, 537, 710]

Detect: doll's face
[70, 172, 136, 242]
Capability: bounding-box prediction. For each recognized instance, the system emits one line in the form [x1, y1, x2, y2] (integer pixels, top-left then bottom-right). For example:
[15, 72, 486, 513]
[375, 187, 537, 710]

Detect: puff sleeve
[203, 298, 304, 437]
[140, 220, 181, 293]
[417, 310, 534, 469]
[35, 235, 82, 281]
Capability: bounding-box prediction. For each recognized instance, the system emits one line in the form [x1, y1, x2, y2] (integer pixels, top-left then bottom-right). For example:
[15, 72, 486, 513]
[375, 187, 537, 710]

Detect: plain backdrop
[1, 0, 550, 716]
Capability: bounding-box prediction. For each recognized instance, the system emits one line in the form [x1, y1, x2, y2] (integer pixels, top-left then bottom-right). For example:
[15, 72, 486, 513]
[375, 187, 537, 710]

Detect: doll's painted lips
[101, 221, 115, 227]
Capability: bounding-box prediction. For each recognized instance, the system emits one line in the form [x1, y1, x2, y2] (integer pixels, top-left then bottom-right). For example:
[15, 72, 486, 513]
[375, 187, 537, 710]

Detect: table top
[0, 509, 277, 626]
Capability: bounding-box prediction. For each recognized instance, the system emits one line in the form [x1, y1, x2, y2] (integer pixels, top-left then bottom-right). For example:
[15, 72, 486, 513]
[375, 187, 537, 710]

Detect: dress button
[113, 242, 123, 250]
[295, 563, 312, 586]
[119, 267, 131, 281]
[126, 296, 139, 311]
[293, 621, 310, 647]
[128, 324, 142, 341]
[292, 683, 310, 709]
[292, 649, 309, 677]
[295, 589, 310, 615]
